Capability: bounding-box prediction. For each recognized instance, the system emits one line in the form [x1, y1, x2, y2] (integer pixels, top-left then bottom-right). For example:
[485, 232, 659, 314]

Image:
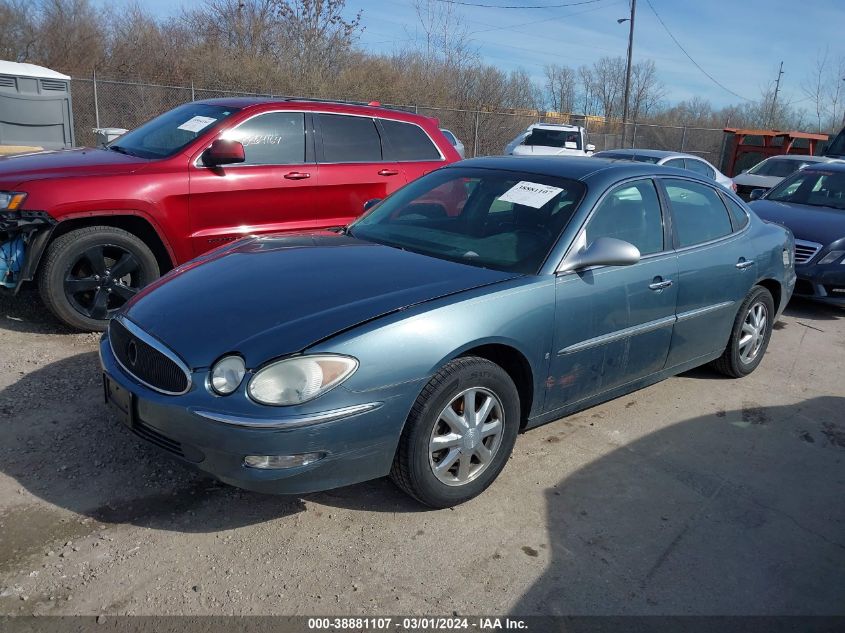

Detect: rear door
[188, 110, 317, 256]
[313, 113, 405, 227]
[660, 177, 755, 367]
[377, 117, 448, 184]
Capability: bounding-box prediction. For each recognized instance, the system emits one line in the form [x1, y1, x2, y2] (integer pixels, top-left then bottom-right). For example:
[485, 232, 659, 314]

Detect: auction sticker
[498, 181, 563, 208]
[177, 116, 218, 133]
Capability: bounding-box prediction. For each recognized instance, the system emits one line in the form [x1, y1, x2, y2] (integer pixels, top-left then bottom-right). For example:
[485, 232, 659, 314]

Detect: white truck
[504, 123, 595, 157]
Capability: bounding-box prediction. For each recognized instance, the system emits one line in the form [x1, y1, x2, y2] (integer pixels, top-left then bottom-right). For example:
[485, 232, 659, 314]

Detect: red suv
[0, 98, 460, 329]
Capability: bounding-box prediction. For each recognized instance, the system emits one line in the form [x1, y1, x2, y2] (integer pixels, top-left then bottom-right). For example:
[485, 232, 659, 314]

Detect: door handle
[284, 171, 311, 180]
[378, 169, 399, 176]
[649, 279, 673, 291]
[735, 259, 754, 270]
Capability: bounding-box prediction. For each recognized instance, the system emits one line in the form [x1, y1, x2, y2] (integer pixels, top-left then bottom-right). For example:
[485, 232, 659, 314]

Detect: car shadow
[511, 395, 845, 615]
[783, 296, 844, 321]
[0, 288, 71, 335]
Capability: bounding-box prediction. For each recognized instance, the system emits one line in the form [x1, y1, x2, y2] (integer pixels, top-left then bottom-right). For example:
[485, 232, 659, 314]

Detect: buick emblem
[127, 340, 138, 366]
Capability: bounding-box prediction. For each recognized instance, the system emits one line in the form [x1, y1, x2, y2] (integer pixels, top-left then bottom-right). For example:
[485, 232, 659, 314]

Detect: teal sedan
[100, 157, 796, 508]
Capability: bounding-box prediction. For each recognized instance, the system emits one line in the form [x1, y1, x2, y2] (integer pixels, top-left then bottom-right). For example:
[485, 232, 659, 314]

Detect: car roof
[801, 160, 845, 172]
[527, 122, 583, 131]
[760, 154, 831, 162]
[193, 97, 426, 121]
[453, 155, 701, 183]
[594, 148, 700, 160]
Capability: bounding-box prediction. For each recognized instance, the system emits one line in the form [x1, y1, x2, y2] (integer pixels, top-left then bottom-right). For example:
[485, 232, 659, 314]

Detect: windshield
[109, 103, 240, 159]
[748, 157, 817, 177]
[827, 128, 845, 157]
[523, 128, 582, 150]
[765, 169, 845, 210]
[348, 167, 586, 273]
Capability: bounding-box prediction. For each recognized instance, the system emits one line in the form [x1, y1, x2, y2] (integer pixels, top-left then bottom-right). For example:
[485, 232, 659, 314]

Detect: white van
[504, 123, 595, 157]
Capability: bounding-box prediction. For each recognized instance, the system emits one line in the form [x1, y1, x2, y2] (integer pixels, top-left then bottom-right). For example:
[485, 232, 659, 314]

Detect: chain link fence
[71, 76, 727, 167]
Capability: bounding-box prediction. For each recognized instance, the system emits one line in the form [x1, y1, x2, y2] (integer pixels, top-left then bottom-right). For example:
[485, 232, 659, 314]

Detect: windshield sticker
[177, 116, 218, 133]
[498, 181, 564, 209]
[564, 141, 578, 149]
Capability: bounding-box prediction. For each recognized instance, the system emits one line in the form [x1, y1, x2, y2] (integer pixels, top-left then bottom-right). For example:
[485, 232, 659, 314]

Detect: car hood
[749, 200, 845, 245]
[123, 232, 522, 368]
[0, 147, 149, 187]
[733, 173, 782, 189]
[511, 145, 585, 157]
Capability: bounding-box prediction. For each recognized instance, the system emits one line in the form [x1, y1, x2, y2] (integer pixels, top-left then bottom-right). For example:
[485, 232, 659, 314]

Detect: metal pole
[191, 80, 195, 101]
[473, 111, 480, 158]
[632, 121, 637, 147]
[768, 61, 784, 127]
[93, 68, 100, 129]
[620, 0, 636, 148]
[680, 126, 687, 151]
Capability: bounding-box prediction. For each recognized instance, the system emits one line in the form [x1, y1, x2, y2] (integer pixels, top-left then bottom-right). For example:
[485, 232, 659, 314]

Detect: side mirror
[558, 237, 640, 273]
[363, 198, 382, 212]
[586, 143, 596, 152]
[749, 188, 766, 201]
[202, 139, 245, 167]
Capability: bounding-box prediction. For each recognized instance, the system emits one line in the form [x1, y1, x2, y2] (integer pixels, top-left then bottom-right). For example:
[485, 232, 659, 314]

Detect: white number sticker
[498, 181, 564, 209]
[177, 116, 217, 133]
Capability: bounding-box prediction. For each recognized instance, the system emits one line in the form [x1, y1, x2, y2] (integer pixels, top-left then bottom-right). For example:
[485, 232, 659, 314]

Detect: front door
[546, 179, 678, 412]
[188, 111, 318, 256]
[313, 113, 406, 227]
[660, 178, 755, 367]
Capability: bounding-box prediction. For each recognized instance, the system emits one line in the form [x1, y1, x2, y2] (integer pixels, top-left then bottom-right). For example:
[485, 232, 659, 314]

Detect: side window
[664, 158, 685, 168]
[316, 114, 382, 162]
[664, 179, 733, 248]
[584, 179, 664, 256]
[685, 158, 715, 179]
[723, 196, 749, 230]
[380, 119, 441, 161]
[222, 112, 305, 165]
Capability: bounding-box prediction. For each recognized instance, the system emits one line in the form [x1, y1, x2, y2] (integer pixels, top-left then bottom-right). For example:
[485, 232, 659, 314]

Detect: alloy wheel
[428, 387, 505, 486]
[738, 301, 768, 364]
[64, 244, 141, 320]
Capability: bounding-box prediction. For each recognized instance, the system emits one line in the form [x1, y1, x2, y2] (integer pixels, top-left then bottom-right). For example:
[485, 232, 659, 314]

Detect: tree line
[1, 0, 842, 135]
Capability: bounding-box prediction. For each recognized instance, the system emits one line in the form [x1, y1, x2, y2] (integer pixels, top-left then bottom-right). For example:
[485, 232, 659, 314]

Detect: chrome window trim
[109, 316, 193, 396]
[557, 315, 676, 355]
[193, 402, 382, 429]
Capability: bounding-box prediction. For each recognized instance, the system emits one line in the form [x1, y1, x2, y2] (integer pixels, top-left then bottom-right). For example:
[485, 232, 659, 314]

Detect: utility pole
[768, 61, 784, 128]
[620, 0, 636, 148]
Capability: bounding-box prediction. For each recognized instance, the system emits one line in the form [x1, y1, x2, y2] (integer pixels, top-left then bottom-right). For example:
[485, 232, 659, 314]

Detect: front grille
[132, 420, 184, 458]
[109, 319, 190, 395]
[794, 239, 823, 265]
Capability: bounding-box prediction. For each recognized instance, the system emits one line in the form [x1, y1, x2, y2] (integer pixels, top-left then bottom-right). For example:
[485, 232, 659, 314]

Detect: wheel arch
[453, 342, 535, 429]
[48, 214, 175, 274]
[755, 278, 782, 313]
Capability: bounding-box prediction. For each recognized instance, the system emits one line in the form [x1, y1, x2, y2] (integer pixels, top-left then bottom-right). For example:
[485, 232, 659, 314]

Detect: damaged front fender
[0, 210, 56, 292]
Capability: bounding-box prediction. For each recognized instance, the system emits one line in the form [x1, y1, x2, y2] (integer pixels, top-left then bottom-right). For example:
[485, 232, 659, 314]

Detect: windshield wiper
[108, 145, 132, 156]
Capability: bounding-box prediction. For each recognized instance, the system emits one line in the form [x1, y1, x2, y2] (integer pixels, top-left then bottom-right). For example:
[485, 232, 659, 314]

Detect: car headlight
[209, 355, 246, 395]
[248, 355, 358, 406]
[0, 192, 27, 210]
[817, 250, 845, 265]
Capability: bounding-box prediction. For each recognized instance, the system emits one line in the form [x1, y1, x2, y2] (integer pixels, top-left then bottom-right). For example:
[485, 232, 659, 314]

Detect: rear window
[380, 119, 441, 161]
[664, 179, 734, 248]
[317, 114, 382, 163]
[523, 128, 582, 150]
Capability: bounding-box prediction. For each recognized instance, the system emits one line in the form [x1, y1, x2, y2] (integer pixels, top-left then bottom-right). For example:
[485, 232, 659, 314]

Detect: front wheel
[38, 226, 160, 331]
[712, 285, 775, 378]
[390, 357, 520, 508]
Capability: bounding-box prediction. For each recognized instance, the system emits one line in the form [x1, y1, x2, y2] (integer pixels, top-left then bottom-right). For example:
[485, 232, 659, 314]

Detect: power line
[434, 0, 608, 9]
[645, 0, 752, 102]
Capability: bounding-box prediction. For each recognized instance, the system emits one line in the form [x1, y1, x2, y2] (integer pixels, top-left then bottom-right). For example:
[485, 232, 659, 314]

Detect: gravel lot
[0, 288, 843, 616]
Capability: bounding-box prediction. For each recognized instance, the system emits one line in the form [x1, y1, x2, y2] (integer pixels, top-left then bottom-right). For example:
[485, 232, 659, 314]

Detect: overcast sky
[100, 0, 844, 110]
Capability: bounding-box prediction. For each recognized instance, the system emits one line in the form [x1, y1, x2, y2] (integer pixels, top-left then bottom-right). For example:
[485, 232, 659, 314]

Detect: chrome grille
[109, 318, 191, 395]
[794, 239, 823, 265]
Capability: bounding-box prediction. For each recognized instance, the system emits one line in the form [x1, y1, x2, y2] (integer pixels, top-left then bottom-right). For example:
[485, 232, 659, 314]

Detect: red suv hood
[0, 148, 150, 188]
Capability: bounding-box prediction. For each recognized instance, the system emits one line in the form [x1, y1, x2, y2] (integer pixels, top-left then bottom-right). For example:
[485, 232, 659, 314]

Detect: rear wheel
[38, 226, 159, 331]
[712, 286, 774, 378]
[390, 357, 520, 508]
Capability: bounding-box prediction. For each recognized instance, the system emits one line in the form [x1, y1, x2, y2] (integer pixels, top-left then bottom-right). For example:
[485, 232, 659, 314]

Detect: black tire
[712, 285, 775, 378]
[38, 226, 159, 331]
[390, 356, 520, 508]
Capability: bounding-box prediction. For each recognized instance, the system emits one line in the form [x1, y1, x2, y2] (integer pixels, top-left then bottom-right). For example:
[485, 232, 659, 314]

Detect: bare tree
[592, 56, 625, 120]
[629, 59, 664, 121]
[544, 64, 576, 114]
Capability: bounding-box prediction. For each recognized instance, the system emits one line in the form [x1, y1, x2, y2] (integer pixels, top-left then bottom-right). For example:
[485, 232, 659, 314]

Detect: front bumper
[793, 265, 845, 306]
[0, 210, 56, 292]
[99, 335, 416, 495]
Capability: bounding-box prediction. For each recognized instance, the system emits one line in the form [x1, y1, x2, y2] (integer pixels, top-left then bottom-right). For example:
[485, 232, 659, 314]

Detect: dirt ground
[0, 288, 843, 616]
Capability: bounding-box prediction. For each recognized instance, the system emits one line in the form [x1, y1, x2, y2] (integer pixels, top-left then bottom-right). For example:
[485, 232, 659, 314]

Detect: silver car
[440, 128, 465, 159]
[733, 154, 836, 200]
[593, 149, 734, 192]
